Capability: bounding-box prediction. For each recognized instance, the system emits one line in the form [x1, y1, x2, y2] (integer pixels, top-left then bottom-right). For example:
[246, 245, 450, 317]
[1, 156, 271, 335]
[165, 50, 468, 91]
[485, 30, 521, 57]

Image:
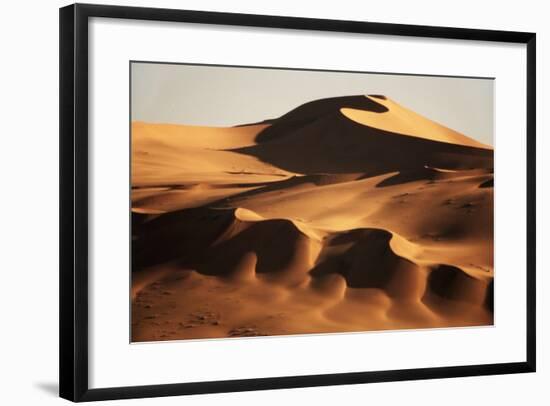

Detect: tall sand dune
[131, 94, 493, 342]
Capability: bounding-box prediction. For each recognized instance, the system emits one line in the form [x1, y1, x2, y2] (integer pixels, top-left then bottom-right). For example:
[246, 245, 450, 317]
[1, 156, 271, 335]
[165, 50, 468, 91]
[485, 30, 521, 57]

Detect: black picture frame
[59, 3, 536, 402]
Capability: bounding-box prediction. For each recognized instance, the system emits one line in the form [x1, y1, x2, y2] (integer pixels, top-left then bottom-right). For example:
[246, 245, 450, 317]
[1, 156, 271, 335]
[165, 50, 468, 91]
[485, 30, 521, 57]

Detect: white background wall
[0, 0, 546, 404]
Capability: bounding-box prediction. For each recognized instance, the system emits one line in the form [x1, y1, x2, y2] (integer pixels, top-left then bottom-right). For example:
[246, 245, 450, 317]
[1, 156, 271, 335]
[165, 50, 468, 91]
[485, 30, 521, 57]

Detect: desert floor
[131, 95, 493, 342]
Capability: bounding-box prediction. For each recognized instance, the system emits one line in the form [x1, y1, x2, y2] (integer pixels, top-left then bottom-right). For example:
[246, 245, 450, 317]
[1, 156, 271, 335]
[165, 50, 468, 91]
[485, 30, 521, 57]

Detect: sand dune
[132, 121, 292, 212]
[231, 96, 492, 175]
[131, 95, 493, 342]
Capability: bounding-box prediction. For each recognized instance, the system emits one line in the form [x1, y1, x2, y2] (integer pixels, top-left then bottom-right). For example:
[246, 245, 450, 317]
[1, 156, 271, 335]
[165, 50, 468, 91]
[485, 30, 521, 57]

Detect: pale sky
[131, 62, 494, 146]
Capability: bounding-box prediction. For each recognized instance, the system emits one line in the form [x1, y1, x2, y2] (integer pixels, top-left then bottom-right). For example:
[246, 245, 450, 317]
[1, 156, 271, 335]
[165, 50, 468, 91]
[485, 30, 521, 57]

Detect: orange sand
[131, 95, 493, 342]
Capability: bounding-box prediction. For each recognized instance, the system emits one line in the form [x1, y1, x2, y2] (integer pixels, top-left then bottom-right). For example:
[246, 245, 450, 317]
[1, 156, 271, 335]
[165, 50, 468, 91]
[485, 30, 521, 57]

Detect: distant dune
[131, 95, 493, 342]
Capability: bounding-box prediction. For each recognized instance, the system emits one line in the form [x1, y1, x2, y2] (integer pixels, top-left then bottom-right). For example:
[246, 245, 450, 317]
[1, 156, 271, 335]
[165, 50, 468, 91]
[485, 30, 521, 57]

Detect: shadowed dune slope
[253, 95, 389, 143]
[131, 94, 494, 342]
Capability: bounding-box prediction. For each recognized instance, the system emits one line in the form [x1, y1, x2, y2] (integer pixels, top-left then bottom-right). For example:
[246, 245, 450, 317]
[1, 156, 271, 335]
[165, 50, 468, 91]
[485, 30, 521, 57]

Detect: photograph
[130, 62, 495, 342]
[1, 0, 543, 404]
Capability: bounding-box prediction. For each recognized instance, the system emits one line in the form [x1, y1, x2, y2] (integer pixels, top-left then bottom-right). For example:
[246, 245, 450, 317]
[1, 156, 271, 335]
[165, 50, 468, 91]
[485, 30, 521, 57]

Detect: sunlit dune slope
[132, 121, 292, 212]
[341, 95, 492, 149]
[131, 94, 494, 342]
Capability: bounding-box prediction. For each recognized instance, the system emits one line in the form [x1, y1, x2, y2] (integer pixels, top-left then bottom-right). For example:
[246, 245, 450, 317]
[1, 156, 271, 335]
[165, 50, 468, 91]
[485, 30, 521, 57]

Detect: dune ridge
[131, 94, 493, 342]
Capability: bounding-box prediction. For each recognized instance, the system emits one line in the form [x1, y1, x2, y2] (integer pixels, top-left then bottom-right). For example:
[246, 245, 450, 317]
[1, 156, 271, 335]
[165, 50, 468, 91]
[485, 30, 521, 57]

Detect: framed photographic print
[59, 3, 536, 402]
